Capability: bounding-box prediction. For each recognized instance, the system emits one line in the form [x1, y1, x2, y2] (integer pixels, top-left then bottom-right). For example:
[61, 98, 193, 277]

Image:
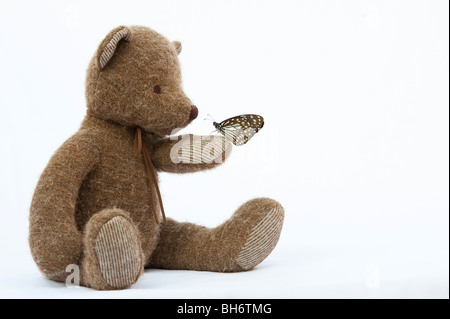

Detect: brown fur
[29, 25, 284, 290]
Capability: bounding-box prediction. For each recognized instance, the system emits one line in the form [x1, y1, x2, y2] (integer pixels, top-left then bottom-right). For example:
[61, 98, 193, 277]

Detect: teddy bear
[29, 25, 284, 290]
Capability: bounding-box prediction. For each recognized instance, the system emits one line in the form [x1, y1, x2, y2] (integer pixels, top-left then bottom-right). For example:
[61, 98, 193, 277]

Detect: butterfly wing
[217, 114, 264, 146]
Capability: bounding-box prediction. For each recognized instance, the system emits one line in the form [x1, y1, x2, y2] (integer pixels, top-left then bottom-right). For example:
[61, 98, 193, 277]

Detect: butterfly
[213, 114, 264, 146]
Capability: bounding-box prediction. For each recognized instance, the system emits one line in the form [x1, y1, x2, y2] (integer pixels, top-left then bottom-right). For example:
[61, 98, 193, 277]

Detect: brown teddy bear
[29, 25, 284, 290]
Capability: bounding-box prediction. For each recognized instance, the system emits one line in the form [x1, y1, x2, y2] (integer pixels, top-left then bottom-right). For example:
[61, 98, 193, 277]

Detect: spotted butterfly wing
[213, 114, 264, 146]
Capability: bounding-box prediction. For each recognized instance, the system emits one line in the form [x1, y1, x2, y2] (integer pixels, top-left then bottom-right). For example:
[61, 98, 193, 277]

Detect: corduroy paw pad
[94, 216, 143, 288]
[236, 206, 284, 270]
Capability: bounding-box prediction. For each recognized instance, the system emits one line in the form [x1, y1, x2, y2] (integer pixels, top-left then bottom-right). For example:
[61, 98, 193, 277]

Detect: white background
[0, 0, 448, 298]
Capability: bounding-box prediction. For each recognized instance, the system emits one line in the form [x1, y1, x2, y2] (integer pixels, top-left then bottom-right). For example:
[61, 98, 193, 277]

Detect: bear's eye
[153, 85, 161, 94]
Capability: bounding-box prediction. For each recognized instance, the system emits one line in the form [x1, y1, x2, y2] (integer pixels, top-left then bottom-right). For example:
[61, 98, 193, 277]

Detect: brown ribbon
[86, 110, 166, 224]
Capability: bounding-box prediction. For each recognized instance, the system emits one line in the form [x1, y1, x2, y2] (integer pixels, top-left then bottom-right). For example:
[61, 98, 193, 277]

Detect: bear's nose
[189, 105, 198, 120]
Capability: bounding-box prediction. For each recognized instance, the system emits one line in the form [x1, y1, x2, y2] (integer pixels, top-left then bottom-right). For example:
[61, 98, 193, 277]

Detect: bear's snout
[189, 105, 198, 120]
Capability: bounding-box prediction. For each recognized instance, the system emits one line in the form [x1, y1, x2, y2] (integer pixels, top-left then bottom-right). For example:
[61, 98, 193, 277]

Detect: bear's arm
[29, 131, 101, 268]
[150, 134, 232, 173]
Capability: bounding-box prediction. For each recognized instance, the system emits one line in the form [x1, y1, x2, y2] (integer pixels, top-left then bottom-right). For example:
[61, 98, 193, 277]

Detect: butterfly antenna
[204, 114, 215, 122]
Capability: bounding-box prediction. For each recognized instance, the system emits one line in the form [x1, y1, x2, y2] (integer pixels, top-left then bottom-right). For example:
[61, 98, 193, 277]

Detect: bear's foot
[220, 198, 284, 271]
[82, 209, 144, 290]
[148, 198, 284, 272]
[234, 199, 284, 270]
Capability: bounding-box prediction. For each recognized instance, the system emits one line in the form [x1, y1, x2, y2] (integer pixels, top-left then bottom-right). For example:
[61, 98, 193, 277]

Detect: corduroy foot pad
[236, 205, 284, 270]
[83, 210, 144, 290]
[95, 217, 143, 288]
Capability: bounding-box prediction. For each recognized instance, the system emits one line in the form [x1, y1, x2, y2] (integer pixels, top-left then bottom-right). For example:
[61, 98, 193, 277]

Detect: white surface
[0, 0, 448, 298]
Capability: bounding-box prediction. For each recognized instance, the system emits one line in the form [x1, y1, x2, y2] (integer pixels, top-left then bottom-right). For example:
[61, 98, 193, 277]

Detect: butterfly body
[214, 114, 264, 146]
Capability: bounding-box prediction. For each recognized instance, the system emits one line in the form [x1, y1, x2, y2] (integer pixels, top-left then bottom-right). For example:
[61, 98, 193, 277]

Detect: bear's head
[85, 26, 198, 136]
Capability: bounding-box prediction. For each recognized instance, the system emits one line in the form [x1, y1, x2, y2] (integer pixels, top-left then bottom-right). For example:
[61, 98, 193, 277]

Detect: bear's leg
[81, 208, 144, 289]
[147, 198, 284, 272]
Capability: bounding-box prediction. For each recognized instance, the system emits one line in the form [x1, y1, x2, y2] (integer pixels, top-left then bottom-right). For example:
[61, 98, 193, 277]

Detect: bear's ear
[96, 26, 133, 70]
[172, 41, 182, 55]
